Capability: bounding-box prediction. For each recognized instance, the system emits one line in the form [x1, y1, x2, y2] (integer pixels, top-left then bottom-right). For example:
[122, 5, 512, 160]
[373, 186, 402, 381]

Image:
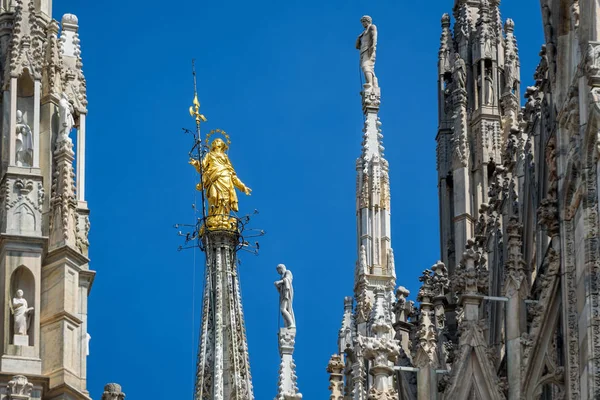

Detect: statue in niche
[504, 54, 517, 94]
[15, 110, 33, 167]
[11, 289, 33, 336]
[275, 264, 296, 328]
[189, 138, 251, 230]
[453, 53, 466, 91]
[356, 15, 378, 90]
[484, 67, 494, 105]
[482, 32, 492, 59]
[58, 93, 75, 143]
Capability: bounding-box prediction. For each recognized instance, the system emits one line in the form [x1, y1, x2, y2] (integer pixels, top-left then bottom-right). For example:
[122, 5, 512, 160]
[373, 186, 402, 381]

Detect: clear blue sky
[52, 0, 543, 398]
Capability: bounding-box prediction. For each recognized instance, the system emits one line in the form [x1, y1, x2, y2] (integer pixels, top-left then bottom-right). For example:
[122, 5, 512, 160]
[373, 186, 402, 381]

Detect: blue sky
[51, 0, 543, 398]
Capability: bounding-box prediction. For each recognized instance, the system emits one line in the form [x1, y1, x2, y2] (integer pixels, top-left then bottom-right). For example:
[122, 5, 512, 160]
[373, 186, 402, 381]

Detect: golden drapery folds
[190, 138, 251, 230]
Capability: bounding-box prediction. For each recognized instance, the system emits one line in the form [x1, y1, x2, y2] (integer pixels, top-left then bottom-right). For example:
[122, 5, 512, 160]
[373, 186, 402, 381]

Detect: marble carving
[15, 110, 33, 167]
[58, 93, 74, 143]
[275, 264, 296, 328]
[356, 15, 378, 90]
[12, 289, 33, 337]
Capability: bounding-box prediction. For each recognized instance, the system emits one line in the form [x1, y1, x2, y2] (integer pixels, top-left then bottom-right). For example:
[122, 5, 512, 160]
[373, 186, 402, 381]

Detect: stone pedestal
[13, 335, 28, 346]
[276, 327, 302, 400]
[195, 230, 254, 400]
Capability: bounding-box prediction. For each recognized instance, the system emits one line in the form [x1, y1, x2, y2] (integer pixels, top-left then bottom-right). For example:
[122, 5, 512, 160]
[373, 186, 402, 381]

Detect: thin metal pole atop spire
[190, 59, 207, 138]
[189, 59, 208, 223]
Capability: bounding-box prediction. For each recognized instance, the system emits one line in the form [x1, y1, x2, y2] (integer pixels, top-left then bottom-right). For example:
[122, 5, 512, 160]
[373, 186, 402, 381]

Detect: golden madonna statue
[189, 138, 251, 230]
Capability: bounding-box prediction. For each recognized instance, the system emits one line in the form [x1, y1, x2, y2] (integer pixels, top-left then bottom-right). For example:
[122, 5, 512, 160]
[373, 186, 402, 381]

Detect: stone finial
[8, 375, 33, 398]
[356, 333, 400, 395]
[338, 297, 354, 353]
[453, 239, 489, 296]
[431, 261, 449, 298]
[327, 354, 345, 399]
[61, 13, 78, 28]
[101, 383, 125, 400]
[417, 270, 434, 304]
[394, 286, 414, 323]
[344, 296, 353, 311]
[441, 13, 450, 28]
[504, 18, 515, 33]
[368, 288, 393, 336]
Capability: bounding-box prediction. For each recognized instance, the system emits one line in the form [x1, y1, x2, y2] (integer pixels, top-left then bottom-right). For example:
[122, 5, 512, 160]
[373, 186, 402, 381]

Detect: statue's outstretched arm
[189, 158, 201, 173]
[232, 174, 250, 194]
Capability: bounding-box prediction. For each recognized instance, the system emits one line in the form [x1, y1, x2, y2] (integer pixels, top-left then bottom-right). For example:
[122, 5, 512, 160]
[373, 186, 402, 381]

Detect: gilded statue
[189, 138, 251, 230]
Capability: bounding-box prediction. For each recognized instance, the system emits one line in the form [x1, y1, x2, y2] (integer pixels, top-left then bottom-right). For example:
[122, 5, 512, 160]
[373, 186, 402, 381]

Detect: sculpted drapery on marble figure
[275, 264, 296, 328]
[58, 93, 75, 143]
[453, 53, 466, 91]
[189, 138, 251, 230]
[11, 289, 33, 336]
[15, 110, 33, 167]
[356, 15, 378, 90]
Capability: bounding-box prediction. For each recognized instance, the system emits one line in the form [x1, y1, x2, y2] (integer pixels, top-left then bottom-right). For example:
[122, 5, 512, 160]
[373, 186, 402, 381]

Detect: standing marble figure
[356, 15, 378, 89]
[453, 53, 467, 91]
[12, 289, 33, 336]
[15, 110, 33, 167]
[275, 264, 296, 328]
[58, 93, 75, 143]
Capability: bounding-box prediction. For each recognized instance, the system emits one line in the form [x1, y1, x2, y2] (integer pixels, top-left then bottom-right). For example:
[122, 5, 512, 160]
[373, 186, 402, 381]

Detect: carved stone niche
[9, 266, 35, 347]
[0, 176, 44, 236]
[7, 375, 33, 400]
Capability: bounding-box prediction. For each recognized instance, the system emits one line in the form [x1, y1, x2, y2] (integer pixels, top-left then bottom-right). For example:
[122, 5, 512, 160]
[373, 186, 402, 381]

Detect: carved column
[393, 286, 414, 358]
[359, 289, 400, 399]
[354, 86, 396, 337]
[327, 355, 344, 400]
[451, 86, 473, 270]
[76, 113, 86, 201]
[431, 261, 449, 367]
[413, 270, 438, 400]
[503, 219, 526, 400]
[48, 136, 77, 250]
[195, 231, 254, 400]
[350, 342, 366, 400]
[338, 296, 354, 354]
[276, 327, 302, 400]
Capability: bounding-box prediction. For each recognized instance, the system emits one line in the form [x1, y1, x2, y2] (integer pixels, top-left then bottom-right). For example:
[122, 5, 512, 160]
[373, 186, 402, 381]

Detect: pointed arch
[10, 203, 35, 233]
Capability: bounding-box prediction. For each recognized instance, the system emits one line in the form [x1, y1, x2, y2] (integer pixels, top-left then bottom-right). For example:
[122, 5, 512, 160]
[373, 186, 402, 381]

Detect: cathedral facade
[325, 0, 600, 399]
[0, 1, 121, 399]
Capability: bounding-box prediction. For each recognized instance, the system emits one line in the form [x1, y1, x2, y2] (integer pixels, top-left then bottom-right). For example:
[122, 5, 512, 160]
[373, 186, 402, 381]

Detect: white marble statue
[356, 15, 378, 89]
[12, 289, 33, 336]
[275, 264, 296, 328]
[86, 333, 91, 356]
[15, 110, 33, 167]
[484, 67, 494, 105]
[453, 53, 466, 91]
[58, 93, 75, 143]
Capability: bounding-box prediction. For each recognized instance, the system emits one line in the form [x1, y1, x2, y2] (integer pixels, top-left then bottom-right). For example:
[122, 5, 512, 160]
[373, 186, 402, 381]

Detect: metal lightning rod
[189, 59, 208, 223]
